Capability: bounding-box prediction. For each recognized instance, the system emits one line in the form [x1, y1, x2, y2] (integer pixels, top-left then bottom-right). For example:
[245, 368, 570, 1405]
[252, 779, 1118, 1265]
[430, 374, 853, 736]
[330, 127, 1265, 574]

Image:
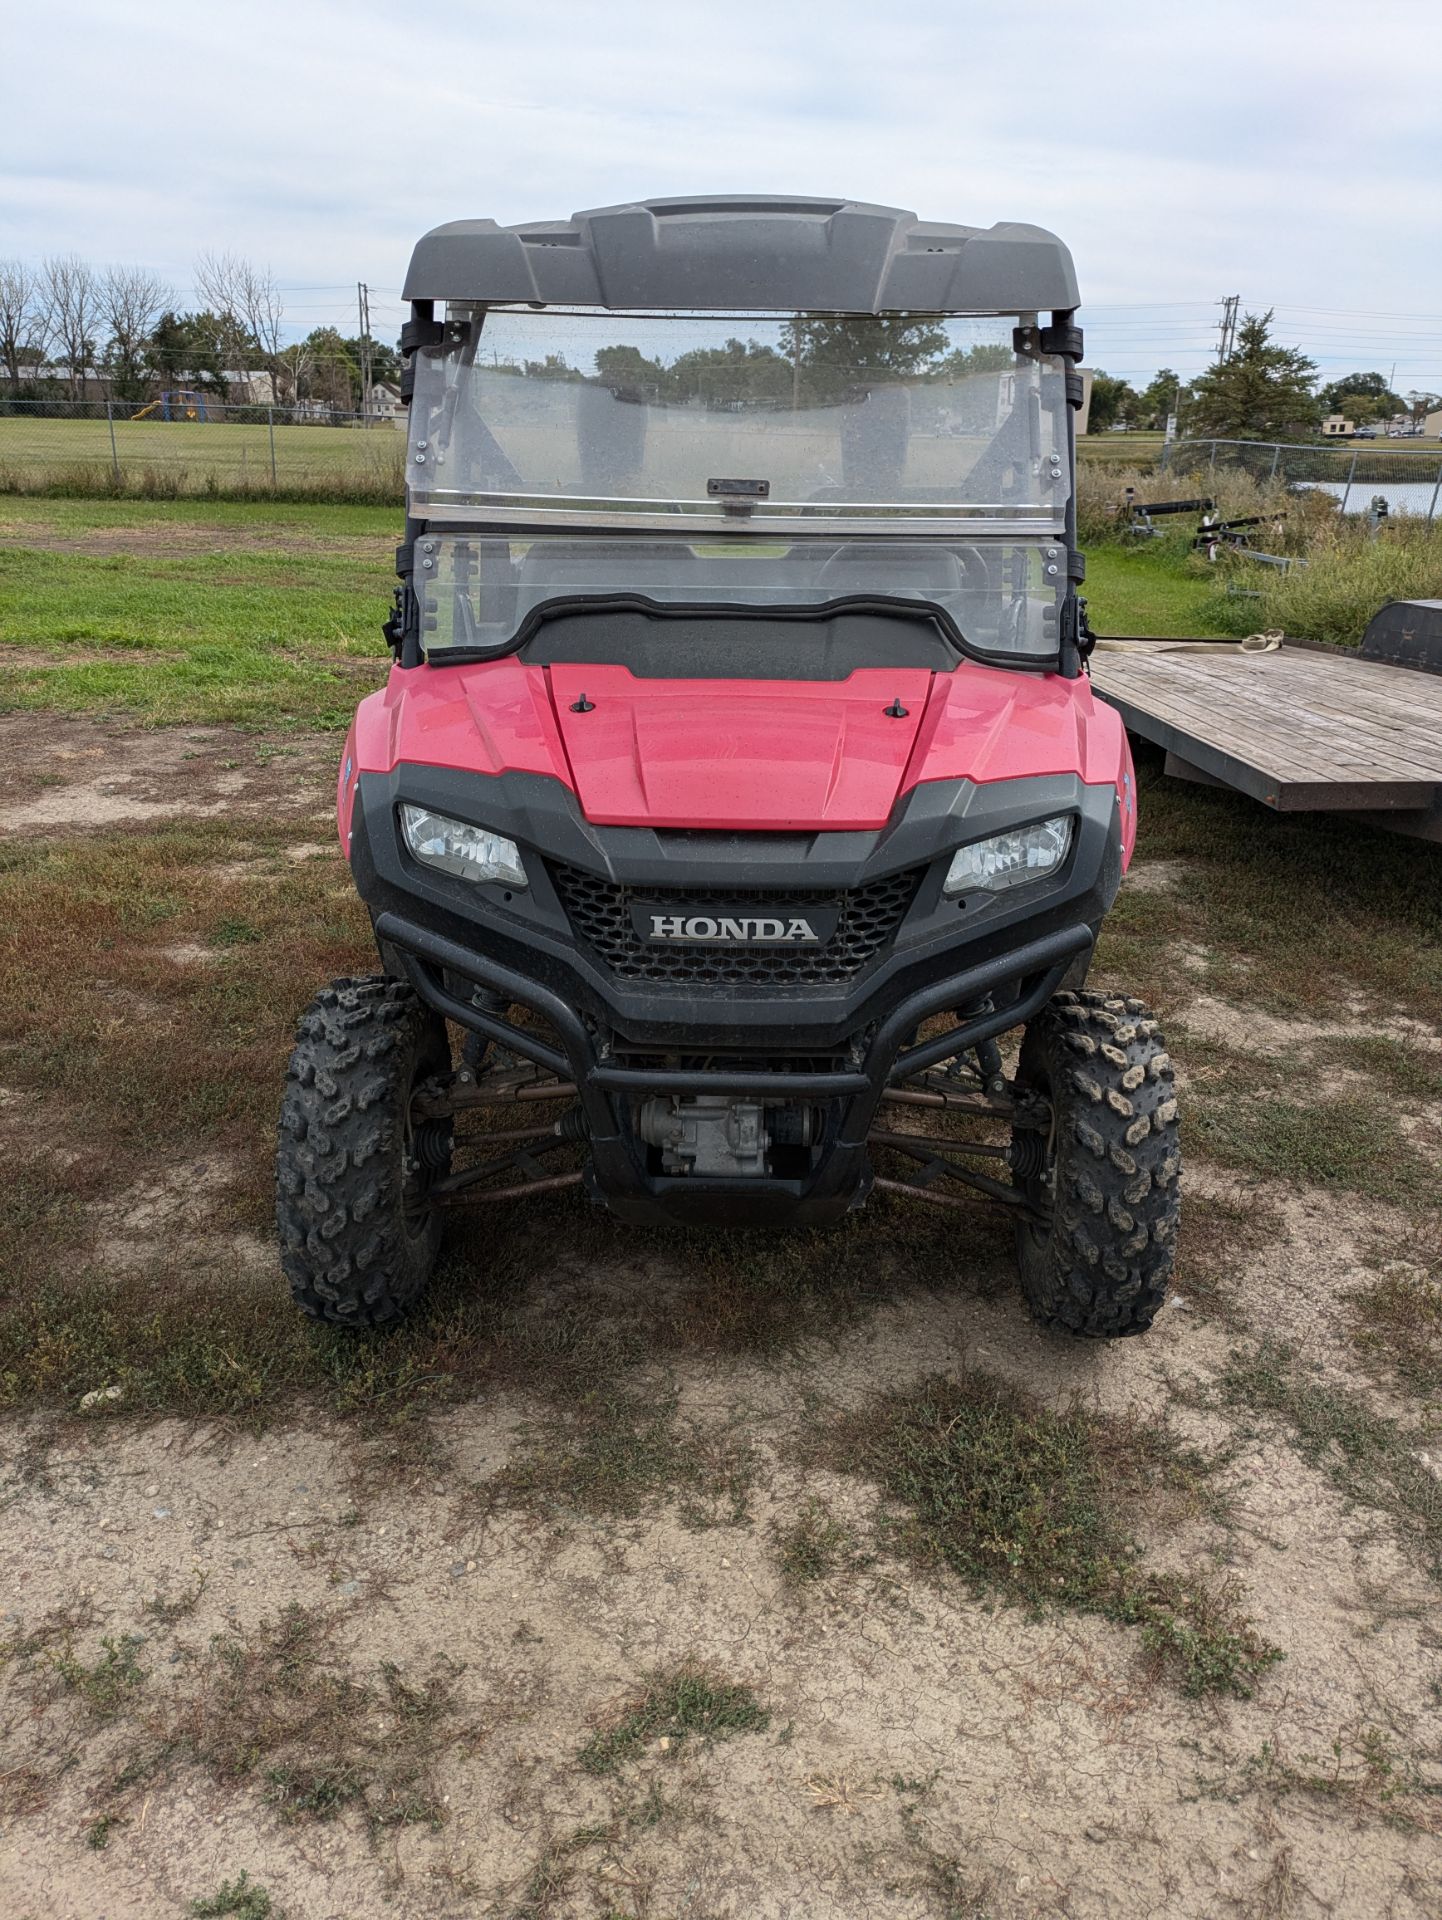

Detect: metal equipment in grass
[1193, 506, 1302, 571]
[1117, 486, 1215, 538]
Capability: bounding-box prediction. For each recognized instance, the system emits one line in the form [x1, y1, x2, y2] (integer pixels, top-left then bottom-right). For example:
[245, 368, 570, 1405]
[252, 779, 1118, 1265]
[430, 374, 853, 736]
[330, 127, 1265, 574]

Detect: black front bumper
[352, 767, 1117, 1226]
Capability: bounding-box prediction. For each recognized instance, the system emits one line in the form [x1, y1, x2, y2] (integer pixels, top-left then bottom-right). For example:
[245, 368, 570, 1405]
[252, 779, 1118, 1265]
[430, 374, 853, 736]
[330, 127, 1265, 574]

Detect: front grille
[550, 863, 922, 986]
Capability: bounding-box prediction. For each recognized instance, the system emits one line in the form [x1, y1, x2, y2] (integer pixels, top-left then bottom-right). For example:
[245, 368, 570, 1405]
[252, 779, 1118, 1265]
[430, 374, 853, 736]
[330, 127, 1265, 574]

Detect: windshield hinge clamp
[1040, 320, 1084, 361]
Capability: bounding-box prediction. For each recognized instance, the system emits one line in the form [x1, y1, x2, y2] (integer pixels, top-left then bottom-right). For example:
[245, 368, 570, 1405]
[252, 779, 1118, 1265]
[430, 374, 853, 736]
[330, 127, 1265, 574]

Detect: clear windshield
[407, 309, 1069, 524]
[415, 532, 1063, 661]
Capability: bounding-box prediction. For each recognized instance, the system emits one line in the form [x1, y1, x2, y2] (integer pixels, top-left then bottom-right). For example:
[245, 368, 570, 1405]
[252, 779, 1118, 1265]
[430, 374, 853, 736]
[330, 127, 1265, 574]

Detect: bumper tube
[375, 909, 1091, 1226]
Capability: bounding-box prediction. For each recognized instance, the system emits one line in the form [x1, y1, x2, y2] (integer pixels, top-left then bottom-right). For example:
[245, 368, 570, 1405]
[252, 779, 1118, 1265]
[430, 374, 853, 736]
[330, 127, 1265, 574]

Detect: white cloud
[2, 0, 1438, 384]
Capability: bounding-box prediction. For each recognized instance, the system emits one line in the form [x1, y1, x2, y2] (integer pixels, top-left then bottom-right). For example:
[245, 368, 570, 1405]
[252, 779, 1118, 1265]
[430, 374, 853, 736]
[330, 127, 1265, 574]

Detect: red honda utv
[277, 196, 1180, 1338]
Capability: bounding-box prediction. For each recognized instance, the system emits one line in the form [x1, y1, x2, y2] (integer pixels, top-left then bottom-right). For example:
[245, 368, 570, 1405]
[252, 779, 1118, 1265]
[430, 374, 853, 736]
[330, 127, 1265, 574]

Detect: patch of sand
[0, 715, 337, 836]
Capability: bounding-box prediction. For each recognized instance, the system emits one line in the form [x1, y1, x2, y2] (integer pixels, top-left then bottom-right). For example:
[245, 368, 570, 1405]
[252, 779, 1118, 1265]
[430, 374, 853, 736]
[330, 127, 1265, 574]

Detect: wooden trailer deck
[1089, 641, 1442, 838]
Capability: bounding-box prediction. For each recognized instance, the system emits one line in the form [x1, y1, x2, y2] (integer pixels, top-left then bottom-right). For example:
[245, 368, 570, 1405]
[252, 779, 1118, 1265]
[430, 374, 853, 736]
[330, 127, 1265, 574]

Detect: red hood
[350, 656, 1133, 839]
[546, 664, 930, 829]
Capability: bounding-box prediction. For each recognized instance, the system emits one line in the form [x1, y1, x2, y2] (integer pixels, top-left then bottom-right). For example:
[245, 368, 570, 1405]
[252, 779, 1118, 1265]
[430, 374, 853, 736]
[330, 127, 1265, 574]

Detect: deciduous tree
[150, 311, 231, 397]
[42, 254, 100, 401]
[195, 251, 284, 396]
[1137, 368, 1188, 432]
[0, 259, 48, 392]
[99, 264, 171, 402]
[1086, 371, 1141, 434]
[1318, 371, 1400, 425]
[781, 313, 949, 400]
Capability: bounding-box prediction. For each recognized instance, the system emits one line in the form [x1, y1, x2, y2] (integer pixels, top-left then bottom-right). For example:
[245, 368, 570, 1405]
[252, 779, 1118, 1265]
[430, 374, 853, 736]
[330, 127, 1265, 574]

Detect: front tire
[276, 976, 451, 1327]
[1011, 990, 1180, 1338]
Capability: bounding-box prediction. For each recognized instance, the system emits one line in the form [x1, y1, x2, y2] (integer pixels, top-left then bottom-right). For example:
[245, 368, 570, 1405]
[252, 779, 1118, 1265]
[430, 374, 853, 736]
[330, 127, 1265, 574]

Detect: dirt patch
[0, 644, 188, 669]
[2, 1287, 1440, 1920]
[1119, 856, 1190, 894]
[1179, 991, 1442, 1059]
[0, 715, 337, 834]
[0, 520, 388, 561]
[89, 1158, 272, 1280]
[4, 684, 1442, 1914]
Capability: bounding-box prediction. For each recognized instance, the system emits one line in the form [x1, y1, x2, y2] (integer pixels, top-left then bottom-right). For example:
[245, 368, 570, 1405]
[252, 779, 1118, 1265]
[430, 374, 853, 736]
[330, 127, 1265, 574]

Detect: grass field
[2, 493, 1441, 1917]
[0, 413, 407, 498]
[0, 409, 1166, 502]
[0, 496, 1222, 729]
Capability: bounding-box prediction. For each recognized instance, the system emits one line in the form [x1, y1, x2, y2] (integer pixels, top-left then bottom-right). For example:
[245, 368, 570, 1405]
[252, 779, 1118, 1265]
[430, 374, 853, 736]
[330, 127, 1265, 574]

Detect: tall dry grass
[1226, 517, 1442, 648]
[1075, 462, 1336, 552]
[0, 444, 407, 506]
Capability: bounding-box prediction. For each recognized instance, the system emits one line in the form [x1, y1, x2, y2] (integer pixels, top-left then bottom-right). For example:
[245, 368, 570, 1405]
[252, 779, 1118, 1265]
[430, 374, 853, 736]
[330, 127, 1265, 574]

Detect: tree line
[0, 254, 399, 411]
[3, 263, 1430, 444]
[1087, 310, 1441, 440]
[500, 319, 1015, 410]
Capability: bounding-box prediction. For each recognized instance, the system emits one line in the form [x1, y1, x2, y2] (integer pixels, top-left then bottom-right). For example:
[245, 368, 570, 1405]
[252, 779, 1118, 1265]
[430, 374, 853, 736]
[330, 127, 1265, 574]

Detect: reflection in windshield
[407, 309, 1067, 518]
[415, 533, 1061, 661]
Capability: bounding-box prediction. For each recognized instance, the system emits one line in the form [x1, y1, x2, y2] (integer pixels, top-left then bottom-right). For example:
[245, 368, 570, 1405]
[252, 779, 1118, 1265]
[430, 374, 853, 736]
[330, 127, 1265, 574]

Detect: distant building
[228, 370, 275, 405]
[8, 364, 275, 406]
[1321, 413, 1354, 438]
[365, 381, 402, 422]
[1071, 367, 1097, 434]
[1425, 408, 1442, 439]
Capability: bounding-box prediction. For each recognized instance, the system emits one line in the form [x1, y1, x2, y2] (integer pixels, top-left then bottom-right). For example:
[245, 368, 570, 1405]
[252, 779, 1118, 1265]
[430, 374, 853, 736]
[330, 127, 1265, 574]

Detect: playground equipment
[128, 389, 218, 423]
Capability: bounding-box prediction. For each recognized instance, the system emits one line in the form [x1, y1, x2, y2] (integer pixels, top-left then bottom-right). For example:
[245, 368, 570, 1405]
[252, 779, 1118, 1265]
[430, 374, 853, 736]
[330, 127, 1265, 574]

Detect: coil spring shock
[1007, 1127, 1050, 1182]
[410, 1120, 454, 1171]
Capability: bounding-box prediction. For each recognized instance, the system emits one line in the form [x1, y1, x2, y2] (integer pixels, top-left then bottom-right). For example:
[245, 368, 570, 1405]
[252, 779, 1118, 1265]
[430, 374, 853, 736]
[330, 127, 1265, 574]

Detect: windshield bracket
[707, 477, 770, 518]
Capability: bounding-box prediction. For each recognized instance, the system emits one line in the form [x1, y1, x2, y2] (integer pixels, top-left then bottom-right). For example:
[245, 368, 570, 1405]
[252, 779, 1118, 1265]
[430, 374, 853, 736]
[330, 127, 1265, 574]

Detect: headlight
[400, 805, 528, 887]
[943, 815, 1073, 895]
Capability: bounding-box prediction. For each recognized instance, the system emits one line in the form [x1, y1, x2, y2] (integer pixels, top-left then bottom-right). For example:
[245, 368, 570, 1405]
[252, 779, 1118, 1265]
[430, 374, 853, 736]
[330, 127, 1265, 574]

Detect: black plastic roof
[402, 195, 1079, 313]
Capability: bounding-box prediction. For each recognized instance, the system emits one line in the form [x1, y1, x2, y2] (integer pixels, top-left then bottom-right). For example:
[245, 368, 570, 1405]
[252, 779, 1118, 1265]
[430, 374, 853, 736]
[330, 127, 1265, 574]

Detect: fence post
[267, 406, 278, 488]
[1341, 447, 1358, 515]
[1429, 459, 1442, 528]
[1269, 443, 1281, 480]
[106, 399, 120, 484]
[1208, 441, 1217, 473]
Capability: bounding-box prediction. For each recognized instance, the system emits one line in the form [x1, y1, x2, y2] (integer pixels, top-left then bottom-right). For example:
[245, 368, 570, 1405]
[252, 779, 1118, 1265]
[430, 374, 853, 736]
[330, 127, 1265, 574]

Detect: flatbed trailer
[1090, 632, 1442, 841]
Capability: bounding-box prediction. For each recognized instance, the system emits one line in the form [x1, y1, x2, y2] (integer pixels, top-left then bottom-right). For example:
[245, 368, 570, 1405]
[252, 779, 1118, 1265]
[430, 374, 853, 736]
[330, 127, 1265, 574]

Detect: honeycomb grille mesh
[550, 863, 922, 986]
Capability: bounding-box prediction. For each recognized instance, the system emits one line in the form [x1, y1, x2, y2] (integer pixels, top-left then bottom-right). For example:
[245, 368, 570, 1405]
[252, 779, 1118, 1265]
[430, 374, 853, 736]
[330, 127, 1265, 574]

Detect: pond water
[1297, 477, 1442, 519]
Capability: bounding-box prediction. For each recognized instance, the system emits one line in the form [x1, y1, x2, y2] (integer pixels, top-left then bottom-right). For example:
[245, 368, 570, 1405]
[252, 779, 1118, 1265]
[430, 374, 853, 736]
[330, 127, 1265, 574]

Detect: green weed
[1219, 1342, 1442, 1575]
[772, 1499, 867, 1588]
[190, 1872, 274, 1918]
[822, 1373, 1279, 1698]
[1189, 1088, 1433, 1206]
[1346, 1265, 1442, 1398]
[52, 1634, 147, 1718]
[578, 1664, 770, 1776]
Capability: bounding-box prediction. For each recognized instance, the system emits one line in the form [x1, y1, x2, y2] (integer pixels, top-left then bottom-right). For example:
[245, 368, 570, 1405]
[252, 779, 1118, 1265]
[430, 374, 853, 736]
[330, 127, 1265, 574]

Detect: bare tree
[100, 264, 171, 401]
[194, 250, 285, 398]
[42, 255, 102, 402]
[0, 260, 48, 393]
[275, 338, 315, 413]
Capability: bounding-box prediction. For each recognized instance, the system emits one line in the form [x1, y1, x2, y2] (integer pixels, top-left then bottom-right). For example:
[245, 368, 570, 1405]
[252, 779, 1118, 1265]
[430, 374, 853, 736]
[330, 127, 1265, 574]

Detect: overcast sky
[4, 0, 1440, 392]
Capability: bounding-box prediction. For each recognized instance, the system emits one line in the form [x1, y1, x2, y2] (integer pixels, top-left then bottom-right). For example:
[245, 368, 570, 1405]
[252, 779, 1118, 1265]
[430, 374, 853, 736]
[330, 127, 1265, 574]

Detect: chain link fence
[1160, 436, 1442, 522]
[0, 395, 406, 500]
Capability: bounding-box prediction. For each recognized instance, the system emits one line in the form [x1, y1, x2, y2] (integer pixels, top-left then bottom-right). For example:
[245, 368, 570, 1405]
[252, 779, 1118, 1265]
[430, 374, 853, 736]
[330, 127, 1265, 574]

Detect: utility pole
[1216, 294, 1240, 364]
[356, 281, 374, 426]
